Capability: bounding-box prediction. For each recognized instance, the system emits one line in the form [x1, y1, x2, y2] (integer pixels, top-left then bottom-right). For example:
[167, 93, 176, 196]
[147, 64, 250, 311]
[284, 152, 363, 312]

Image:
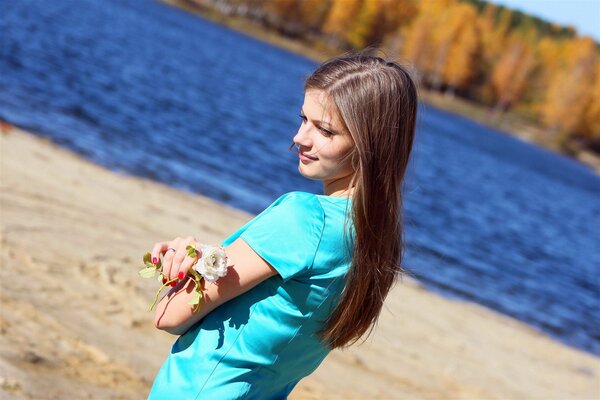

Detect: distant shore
[158, 0, 600, 175]
[1, 124, 598, 398]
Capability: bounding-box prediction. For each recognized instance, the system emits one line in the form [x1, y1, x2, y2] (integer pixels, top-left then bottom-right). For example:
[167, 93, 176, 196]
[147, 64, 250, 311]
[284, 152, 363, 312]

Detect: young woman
[147, 53, 418, 399]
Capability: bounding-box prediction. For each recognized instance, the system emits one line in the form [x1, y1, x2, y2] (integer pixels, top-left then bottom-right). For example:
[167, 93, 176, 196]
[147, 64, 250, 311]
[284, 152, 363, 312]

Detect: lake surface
[2, 0, 599, 356]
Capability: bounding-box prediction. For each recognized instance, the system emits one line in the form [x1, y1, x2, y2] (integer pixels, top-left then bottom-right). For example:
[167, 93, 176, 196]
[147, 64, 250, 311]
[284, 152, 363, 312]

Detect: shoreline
[158, 0, 600, 175]
[1, 126, 598, 399]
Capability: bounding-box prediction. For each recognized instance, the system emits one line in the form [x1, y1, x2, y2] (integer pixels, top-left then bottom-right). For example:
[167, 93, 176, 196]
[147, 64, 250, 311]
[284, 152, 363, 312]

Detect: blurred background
[1, 0, 599, 398]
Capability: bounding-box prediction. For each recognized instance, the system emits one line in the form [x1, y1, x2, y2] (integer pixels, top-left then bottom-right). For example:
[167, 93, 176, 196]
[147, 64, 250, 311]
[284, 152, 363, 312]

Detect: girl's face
[293, 90, 355, 189]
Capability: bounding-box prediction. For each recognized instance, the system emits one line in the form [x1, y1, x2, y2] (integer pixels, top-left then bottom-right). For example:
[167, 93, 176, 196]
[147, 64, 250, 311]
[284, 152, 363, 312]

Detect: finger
[162, 239, 181, 279]
[151, 241, 171, 265]
[176, 253, 200, 280]
[170, 237, 201, 279]
[168, 248, 188, 281]
[171, 238, 201, 280]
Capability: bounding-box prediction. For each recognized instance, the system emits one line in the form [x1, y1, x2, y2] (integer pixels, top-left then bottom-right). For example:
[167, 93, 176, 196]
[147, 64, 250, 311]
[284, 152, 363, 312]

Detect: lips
[301, 152, 318, 160]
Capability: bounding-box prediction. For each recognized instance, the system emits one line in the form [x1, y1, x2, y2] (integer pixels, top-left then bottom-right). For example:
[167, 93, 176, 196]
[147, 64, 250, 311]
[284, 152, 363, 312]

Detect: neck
[323, 177, 355, 198]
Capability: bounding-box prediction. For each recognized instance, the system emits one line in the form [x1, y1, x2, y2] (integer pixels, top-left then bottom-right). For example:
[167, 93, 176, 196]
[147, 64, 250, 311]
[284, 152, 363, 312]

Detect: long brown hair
[306, 54, 418, 350]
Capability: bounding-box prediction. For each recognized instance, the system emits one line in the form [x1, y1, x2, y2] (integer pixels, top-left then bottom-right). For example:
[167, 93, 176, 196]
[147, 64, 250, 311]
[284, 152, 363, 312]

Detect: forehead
[303, 90, 341, 125]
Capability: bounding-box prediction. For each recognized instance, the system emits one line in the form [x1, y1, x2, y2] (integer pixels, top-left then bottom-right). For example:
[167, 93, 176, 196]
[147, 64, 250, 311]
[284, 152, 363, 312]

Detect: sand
[0, 126, 598, 399]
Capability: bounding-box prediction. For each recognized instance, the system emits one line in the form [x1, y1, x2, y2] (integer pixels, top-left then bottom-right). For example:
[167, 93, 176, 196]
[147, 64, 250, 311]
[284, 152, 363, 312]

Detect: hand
[151, 236, 203, 281]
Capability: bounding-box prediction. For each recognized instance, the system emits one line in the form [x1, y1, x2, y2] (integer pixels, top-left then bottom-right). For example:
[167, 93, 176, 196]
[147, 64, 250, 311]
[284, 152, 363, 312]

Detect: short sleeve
[239, 192, 325, 282]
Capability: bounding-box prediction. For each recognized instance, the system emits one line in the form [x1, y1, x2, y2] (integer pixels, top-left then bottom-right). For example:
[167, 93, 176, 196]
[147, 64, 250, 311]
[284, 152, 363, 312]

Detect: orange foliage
[223, 0, 600, 145]
[542, 37, 598, 135]
[322, 0, 363, 43]
[491, 31, 537, 110]
[347, 0, 417, 48]
[582, 62, 600, 139]
[441, 4, 480, 91]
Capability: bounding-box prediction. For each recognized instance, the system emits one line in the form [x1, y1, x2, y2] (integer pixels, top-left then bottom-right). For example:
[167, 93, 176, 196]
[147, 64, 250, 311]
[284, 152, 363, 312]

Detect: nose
[293, 122, 312, 150]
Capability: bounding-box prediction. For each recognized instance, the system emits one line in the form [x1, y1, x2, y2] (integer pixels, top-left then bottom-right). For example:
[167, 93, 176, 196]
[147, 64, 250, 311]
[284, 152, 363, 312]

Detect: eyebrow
[300, 108, 340, 133]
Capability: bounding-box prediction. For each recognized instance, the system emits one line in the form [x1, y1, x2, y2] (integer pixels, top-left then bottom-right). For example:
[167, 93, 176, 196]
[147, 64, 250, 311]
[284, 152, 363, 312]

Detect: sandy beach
[1, 126, 598, 399]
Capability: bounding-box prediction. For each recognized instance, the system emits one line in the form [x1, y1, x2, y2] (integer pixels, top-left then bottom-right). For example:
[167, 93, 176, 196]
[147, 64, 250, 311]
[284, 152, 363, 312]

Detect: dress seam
[242, 195, 326, 397]
[193, 307, 256, 400]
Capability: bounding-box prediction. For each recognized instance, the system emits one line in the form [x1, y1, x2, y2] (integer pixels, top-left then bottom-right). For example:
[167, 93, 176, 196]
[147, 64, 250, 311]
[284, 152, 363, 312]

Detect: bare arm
[153, 237, 278, 335]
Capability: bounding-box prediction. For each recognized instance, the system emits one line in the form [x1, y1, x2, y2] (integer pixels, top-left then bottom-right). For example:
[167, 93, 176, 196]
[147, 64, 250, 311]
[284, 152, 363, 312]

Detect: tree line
[190, 0, 600, 152]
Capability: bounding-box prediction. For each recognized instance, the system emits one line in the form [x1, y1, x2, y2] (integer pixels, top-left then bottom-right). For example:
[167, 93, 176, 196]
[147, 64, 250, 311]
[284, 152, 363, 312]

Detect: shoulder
[238, 192, 326, 243]
[272, 191, 325, 217]
[276, 190, 320, 203]
[239, 192, 326, 281]
[240, 191, 325, 249]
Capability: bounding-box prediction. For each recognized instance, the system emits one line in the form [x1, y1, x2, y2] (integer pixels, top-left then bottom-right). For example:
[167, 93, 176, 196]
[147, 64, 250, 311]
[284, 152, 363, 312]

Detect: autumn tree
[347, 0, 417, 49]
[581, 62, 600, 143]
[322, 0, 364, 48]
[474, 4, 513, 103]
[420, 2, 480, 92]
[261, 0, 333, 36]
[490, 30, 537, 114]
[402, 0, 454, 85]
[527, 36, 564, 107]
[541, 37, 598, 141]
[347, 0, 381, 48]
[401, 11, 432, 81]
[296, 0, 333, 34]
[440, 3, 480, 96]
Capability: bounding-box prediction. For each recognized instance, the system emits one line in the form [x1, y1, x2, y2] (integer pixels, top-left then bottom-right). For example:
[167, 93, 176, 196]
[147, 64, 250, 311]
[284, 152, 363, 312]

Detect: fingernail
[162, 277, 168, 284]
[170, 281, 177, 287]
[152, 257, 158, 264]
[178, 272, 184, 280]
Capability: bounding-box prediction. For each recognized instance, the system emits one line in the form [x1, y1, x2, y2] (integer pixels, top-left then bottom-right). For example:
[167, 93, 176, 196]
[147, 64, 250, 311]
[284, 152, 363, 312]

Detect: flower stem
[149, 277, 178, 311]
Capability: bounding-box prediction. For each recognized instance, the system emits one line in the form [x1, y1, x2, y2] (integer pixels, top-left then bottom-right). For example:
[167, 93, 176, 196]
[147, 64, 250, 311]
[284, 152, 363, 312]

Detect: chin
[297, 165, 323, 181]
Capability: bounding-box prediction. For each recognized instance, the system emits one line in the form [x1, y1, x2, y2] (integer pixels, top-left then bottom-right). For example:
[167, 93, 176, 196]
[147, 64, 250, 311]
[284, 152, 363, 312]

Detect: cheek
[322, 150, 353, 173]
[332, 144, 354, 164]
[338, 149, 356, 173]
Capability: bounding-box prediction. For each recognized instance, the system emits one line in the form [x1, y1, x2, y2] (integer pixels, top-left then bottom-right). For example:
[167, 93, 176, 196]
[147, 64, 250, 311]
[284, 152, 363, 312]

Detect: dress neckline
[316, 194, 352, 202]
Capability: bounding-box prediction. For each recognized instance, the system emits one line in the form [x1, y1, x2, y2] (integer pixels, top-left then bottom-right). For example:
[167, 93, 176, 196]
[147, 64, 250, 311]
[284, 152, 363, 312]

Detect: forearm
[153, 272, 238, 335]
[151, 240, 225, 335]
[153, 277, 208, 335]
[151, 237, 273, 335]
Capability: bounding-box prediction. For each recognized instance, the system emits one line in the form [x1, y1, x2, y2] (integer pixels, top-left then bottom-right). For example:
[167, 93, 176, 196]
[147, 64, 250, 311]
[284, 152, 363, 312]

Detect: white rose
[193, 244, 229, 283]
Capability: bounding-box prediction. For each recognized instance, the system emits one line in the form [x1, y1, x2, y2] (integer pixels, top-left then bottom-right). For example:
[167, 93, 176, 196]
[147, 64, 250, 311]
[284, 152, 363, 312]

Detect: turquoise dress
[148, 191, 354, 399]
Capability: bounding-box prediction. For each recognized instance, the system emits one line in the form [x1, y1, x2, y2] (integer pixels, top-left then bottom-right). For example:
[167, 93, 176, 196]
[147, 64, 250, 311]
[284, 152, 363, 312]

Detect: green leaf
[138, 267, 156, 278]
[157, 273, 164, 283]
[188, 288, 204, 313]
[145, 261, 155, 268]
[186, 244, 197, 258]
[143, 252, 151, 264]
[188, 290, 201, 306]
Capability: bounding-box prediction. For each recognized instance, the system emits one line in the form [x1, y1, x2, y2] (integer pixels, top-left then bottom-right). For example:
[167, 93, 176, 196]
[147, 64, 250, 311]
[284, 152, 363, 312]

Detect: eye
[299, 113, 307, 123]
[319, 127, 333, 137]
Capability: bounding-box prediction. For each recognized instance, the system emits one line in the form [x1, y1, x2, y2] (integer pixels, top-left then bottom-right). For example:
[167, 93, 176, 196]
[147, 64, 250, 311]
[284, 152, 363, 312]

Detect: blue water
[1, 0, 599, 356]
